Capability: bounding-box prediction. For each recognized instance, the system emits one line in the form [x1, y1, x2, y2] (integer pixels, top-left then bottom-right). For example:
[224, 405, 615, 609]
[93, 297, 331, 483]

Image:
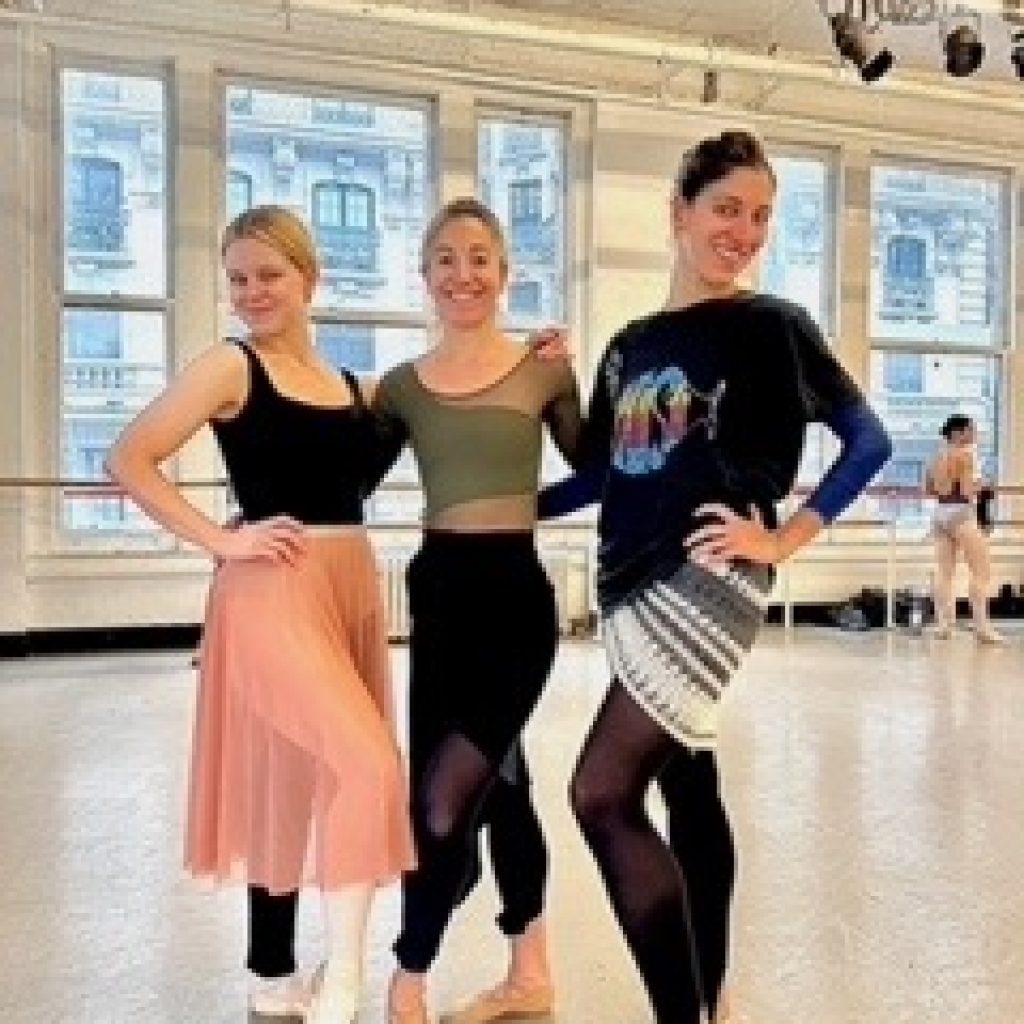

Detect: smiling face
[223, 236, 312, 340]
[671, 165, 776, 294]
[421, 212, 508, 331]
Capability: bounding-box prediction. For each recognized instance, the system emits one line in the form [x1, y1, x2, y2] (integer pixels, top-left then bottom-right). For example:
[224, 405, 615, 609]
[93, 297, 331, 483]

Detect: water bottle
[907, 576, 931, 634]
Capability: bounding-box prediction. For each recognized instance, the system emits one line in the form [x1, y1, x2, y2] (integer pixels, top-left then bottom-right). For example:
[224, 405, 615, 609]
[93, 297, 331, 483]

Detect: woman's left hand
[527, 325, 571, 361]
[684, 503, 782, 567]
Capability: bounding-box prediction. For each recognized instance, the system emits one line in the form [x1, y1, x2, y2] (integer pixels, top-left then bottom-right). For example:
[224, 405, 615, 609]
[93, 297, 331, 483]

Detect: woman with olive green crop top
[370, 344, 583, 1022]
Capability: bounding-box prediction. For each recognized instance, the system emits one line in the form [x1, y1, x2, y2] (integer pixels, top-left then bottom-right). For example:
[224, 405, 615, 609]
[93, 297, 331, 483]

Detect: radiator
[379, 547, 414, 640]
[377, 543, 595, 641]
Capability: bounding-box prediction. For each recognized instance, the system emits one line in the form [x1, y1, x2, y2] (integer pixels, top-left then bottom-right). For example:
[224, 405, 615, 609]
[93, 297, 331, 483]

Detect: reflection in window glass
[225, 85, 429, 313]
[62, 70, 166, 297]
[61, 310, 166, 531]
[478, 116, 566, 328]
[869, 350, 999, 522]
[870, 165, 1005, 345]
[760, 154, 831, 333]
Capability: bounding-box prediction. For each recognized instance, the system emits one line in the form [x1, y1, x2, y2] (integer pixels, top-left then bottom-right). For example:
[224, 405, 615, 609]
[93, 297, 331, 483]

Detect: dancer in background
[925, 413, 1003, 644]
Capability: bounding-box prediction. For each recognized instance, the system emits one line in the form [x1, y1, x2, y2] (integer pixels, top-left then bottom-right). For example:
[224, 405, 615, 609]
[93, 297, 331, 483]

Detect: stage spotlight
[830, 13, 894, 82]
[944, 24, 984, 77]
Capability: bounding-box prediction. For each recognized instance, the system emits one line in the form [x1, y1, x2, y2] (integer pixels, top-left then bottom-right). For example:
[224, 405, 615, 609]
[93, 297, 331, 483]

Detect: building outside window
[60, 69, 168, 534]
[868, 163, 1007, 525]
[760, 152, 837, 492]
[478, 112, 572, 490]
[478, 114, 566, 331]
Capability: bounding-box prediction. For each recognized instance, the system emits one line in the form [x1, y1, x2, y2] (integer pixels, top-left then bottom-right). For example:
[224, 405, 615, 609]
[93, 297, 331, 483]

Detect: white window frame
[761, 143, 840, 343]
[53, 57, 175, 552]
[866, 155, 1014, 523]
[475, 105, 572, 336]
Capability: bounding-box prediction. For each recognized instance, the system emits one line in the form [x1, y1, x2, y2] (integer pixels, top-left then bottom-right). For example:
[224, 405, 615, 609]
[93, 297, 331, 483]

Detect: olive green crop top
[371, 351, 583, 530]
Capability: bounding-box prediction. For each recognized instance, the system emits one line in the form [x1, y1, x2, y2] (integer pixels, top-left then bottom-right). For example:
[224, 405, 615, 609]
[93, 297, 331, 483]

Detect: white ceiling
[305, 0, 1024, 86]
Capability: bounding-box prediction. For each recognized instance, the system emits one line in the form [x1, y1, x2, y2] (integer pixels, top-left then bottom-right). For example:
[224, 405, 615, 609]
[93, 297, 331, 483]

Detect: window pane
[227, 170, 253, 220]
[478, 117, 566, 328]
[870, 166, 1005, 345]
[760, 154, 831, 333]
[62, 70, 167, 297]
[225, 85, 429, 313]
[313, 322, 426, 376]
[796, 422, 837, 490]
[61, 309, 166, 531]
[869, 350, 999, 523]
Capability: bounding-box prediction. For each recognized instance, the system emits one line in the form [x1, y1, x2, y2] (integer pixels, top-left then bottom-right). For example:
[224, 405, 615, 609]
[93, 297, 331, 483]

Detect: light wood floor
[1, 624, 1020, 1023]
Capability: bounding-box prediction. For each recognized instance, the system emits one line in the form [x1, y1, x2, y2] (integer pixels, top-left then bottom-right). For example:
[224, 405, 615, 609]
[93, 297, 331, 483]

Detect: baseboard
[0, 624, 202, 658]
[2, 599, 1019, 659]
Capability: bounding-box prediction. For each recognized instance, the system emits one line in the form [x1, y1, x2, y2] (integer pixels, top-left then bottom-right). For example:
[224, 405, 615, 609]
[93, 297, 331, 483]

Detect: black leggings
[570, 681, 735, 1024]
[394, 531, 558, 972]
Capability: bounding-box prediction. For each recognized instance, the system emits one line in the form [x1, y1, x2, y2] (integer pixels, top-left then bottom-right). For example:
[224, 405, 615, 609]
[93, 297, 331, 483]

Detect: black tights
[247, 751, 548, 979]
[570, 681, 735, 1024]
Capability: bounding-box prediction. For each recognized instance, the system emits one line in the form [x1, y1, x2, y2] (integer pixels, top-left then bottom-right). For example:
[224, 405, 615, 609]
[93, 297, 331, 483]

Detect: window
[869, 351, 1000, 522]
[226, 83, 432, 523]
[60, 69, 169, 535]
[760, 152, 834, 335]
[508, 280, 541, 317]
[68, 156, 125, 252]
[868, 162, 1008, 525]
[882, 352, 924, 395]
[313, 182, 378, 272]
[225, 84, 428, 312]
[509, 178, 543, 225]
[227, 170, 253, 219]
[760, 152, 836, 488]
[316, 323, 375, 372]
[478, 113, 567, 329]
[870, 164, 1005, 345]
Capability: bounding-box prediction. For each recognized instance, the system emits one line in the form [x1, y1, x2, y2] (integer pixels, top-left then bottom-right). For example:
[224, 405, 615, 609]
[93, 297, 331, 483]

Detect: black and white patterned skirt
[602, 559, 775, 750]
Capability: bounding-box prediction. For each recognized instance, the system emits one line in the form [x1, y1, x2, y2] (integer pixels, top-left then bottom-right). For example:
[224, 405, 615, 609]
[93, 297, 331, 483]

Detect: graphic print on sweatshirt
[611, 366, 726, 476]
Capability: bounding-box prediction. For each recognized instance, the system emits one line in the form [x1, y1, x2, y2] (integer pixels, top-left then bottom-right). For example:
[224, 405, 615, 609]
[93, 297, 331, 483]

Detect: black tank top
[210, 341, 369, 525]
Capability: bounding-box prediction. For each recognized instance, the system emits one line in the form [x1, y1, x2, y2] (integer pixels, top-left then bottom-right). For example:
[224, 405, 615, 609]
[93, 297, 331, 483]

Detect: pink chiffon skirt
[185, 527, 415, 893]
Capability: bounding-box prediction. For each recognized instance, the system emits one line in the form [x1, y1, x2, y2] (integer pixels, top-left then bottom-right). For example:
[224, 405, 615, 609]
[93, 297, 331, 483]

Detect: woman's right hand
[528, 325, 572, 361]
[212, 516, 307, 565]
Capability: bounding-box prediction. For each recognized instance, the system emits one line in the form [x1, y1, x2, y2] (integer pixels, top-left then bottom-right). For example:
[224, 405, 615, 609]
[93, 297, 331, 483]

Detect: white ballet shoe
[306, 962, 359, 1024]
[975, 624, 1006, 646]
[247, 970, 311, 1016]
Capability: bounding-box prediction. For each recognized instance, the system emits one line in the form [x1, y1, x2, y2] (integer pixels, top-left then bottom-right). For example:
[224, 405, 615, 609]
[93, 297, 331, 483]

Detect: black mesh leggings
[394, 531, 558, 971]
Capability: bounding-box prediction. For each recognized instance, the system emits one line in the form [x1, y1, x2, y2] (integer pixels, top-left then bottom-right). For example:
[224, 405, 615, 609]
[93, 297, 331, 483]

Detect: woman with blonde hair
[367, 196, 583, 1024]
[106, 204, 415, 1023]
[926, 413, 1003, 644]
